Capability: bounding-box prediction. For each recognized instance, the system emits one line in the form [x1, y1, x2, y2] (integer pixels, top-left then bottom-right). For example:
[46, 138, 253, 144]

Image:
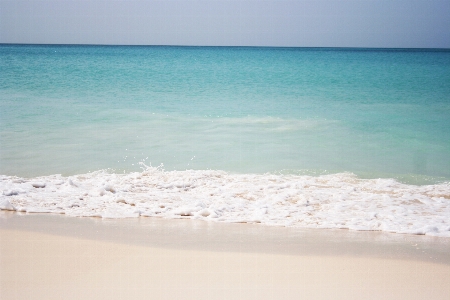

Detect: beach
[1, 0, 450, 297]
[1, 45, 449, 299]
[1, 212, 449, 300]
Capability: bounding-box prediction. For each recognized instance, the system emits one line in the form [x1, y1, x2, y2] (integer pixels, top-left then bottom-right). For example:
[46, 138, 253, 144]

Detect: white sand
[1, 212, 450, 300]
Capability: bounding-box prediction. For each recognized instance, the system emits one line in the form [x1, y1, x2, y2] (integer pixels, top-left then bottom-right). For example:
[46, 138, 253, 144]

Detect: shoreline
[2, 211, 450, 262]
[2, 212, 450, 299]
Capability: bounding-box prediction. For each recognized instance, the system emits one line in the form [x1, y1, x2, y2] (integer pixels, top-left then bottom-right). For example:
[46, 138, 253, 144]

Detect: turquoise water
[1, 45, 450, 183]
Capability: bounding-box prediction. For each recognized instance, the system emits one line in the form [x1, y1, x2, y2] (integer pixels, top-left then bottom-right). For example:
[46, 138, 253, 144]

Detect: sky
[1, 0, 449, 48]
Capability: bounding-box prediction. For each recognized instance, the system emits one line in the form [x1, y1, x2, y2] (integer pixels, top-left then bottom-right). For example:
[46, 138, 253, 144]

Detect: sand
[1, 212, 450, 300]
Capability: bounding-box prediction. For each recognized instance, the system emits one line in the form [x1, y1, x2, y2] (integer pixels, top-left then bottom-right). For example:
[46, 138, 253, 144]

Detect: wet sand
[1, 212, 450, 299]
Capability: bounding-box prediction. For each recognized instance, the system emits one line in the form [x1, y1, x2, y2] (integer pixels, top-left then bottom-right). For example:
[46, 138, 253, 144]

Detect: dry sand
[1, 212, 450, 300]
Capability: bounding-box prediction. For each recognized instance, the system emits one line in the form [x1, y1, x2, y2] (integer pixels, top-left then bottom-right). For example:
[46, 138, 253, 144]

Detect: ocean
[1, 44, 449, 236]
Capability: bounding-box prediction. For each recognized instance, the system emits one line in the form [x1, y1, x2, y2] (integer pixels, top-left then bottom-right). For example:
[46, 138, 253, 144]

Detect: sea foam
[1, 164, 449, 237]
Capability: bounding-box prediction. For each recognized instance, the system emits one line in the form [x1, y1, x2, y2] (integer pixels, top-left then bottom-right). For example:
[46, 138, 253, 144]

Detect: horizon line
[1, 43, 450, 51]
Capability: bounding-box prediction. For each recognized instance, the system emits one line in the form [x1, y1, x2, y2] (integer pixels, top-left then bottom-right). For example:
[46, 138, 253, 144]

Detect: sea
[1, 44, 449, 236]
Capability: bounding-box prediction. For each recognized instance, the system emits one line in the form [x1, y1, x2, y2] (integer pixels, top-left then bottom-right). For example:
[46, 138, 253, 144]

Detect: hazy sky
[1, 0, 449, 48]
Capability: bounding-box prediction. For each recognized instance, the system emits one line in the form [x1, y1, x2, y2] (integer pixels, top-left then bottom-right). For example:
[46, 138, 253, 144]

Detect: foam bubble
[0, 199, 16, 211]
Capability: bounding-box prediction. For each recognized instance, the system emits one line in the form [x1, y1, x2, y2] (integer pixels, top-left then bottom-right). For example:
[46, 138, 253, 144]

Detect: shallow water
[1, 45, 449, 182]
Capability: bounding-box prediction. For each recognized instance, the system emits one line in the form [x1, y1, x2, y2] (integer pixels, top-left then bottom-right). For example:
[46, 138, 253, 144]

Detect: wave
[1, 164, 449, 237]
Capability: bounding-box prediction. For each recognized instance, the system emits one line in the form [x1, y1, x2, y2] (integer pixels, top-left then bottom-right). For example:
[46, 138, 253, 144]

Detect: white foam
[0, 199, 16, 211]
[1, 166, 449, 237]
[31, 182, 46, 188]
